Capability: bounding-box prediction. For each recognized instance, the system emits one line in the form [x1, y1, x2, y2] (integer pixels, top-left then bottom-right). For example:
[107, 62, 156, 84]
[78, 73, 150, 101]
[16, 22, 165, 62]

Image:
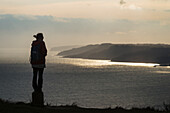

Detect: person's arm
[41, 41, 47, 56]
[30, 41, 34, 64]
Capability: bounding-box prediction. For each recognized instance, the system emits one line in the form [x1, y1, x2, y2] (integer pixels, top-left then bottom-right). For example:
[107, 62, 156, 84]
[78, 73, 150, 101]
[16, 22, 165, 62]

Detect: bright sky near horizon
[0, 0, 170, 48]
[1, 0, 170, 20]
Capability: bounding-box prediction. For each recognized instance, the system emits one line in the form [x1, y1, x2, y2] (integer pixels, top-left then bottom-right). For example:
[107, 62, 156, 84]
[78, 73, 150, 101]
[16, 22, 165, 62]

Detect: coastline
[57, 43, 170, 66]
[60, 56, 160, 67]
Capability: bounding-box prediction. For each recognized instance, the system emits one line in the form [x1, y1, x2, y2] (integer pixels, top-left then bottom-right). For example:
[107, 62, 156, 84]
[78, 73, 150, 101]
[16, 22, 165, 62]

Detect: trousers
[32, 68, 44, 91]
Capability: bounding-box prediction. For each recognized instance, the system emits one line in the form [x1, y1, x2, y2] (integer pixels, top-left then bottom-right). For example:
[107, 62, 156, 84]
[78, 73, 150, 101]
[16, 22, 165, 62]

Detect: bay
[0, 50, 170, 109]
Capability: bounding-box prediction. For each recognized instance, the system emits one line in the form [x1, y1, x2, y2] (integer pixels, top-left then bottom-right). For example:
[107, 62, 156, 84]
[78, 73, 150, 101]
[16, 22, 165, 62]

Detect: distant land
[51, 45, 81, 51]
[57, 43, 170, 64]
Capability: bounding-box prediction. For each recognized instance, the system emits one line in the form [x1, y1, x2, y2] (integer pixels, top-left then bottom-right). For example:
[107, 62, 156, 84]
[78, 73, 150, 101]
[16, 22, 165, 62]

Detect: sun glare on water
[109, 61, 159, 67]
[48, 52, 160, 67]
[52, 56, 159, 68]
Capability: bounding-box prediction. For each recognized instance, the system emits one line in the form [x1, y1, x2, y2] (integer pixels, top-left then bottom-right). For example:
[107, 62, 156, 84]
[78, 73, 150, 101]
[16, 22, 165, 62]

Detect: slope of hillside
[57, 43, 170, 64]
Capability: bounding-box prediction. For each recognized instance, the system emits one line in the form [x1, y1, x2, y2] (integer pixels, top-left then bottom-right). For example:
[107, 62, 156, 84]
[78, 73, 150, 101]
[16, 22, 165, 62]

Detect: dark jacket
[30, 40, 47, 65]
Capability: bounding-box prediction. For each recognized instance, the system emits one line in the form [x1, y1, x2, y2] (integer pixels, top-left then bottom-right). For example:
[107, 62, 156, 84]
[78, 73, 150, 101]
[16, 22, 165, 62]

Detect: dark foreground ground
[0, 99, 170, 113]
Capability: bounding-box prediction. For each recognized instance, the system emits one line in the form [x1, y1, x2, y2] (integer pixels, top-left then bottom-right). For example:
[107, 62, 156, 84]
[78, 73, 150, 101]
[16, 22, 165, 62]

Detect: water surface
[0, 50, 170, 109]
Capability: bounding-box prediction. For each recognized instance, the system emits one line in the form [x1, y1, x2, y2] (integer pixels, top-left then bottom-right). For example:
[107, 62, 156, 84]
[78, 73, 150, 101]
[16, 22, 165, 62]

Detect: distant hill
[51, 45, 81, 51]
[57, 43, 170, 64]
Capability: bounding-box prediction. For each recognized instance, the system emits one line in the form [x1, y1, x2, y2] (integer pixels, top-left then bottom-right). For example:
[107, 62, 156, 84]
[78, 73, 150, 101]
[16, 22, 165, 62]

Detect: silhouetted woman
[30, 33, 47, 92]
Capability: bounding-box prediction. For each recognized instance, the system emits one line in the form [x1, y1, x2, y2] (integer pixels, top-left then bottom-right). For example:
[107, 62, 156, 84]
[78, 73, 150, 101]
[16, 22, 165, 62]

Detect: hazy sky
[0, 0, 170, 48]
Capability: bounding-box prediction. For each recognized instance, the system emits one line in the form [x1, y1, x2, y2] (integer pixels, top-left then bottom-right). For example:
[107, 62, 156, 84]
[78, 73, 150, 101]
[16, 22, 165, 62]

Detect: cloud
[0, 0, 170, 23]
[52, 18, 70, 23]
[164, 10, 170, 12]
[128, 4, 142, 10]
[160, 20, 170, 26]
[120, 0, 126, 5]
[0, 0, 144, 20]
[115, 32, 127, 35]
[115, 30, 137, 35]
[129, 30, 137, 33]
[121, 3, 142, 10]
[0, 14, 170, 48]
[13, 15, 38, 20]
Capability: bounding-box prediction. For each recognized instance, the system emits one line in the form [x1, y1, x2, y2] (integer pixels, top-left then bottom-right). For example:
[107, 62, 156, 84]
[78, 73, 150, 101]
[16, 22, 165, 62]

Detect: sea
[0, 48, 170, 109]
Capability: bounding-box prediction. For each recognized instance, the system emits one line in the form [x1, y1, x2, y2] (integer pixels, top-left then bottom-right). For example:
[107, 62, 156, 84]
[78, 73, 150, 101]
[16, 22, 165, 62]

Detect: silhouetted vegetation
[0, 98, 169, 113]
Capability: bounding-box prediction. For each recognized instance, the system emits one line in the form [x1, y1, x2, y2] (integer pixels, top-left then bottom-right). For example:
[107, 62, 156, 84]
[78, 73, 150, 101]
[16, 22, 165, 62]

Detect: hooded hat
[33, 33, 44, 39]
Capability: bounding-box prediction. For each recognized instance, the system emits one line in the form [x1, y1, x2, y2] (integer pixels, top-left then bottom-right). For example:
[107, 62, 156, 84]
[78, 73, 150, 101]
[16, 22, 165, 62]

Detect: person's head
[33, 33, 44, 40]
